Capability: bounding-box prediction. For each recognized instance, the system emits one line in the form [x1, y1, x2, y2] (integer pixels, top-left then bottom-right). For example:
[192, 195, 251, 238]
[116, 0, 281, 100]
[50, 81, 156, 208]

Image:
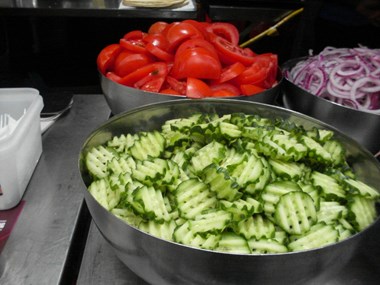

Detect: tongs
[239, 8, 304, 48]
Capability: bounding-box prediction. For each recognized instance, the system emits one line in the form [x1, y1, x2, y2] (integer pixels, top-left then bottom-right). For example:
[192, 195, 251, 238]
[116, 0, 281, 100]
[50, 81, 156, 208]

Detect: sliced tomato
[114, 51, 153, 77]
[97, 44, 122, 75]
[136, 76, 166, 93]
[166, 76, 187, 95]
[119, 38, 147, 54]
[240, 84, 265, 96]
[146, 44, 174, 62]
[123, 30, 146, 41]
[117, 62, 168, 87]
[210, 82, 241, 97]
[165, 22, 204, 53]
[236, 53, 278, 88]
[160, 88, 181, 95]
[235, 62, 268, 86]
[171, 47, 221, 80]
[186, 77, 212, 98]
[143, 34, 170, 51]
[209, 34, 255, 66]
[175, 38, 219, 61]
[217, 62, 246, 83]
[206, 22, 240, 46]
[253, 53, 278, 86]
[148, 21, 169, 34]
[181, 19, 211, 38]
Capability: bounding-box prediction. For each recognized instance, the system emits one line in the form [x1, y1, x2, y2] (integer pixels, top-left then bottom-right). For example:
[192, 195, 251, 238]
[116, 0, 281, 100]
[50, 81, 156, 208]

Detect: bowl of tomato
[97, 20, 283, 115]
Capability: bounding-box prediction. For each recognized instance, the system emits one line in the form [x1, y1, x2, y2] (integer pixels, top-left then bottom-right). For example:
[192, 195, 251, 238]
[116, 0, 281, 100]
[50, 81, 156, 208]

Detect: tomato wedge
[209, 34, 255, 66]
[206, 22, 240, 46]
[175, 38, 219, 61]
[166, 76, 187, 95]
[97, 44, 122, 75]
[217, 62, 246, 83]
[210, 82, 241, 97]
[114, 51, 153, 77]
[148, 21, 169, 35]
[117, 62, 168, 87]
[136, 76, 166, 93]
[171, 47, 221, 80]
[123, 30, 146, 41]
[120, 38, 147, 54]
[240, 84, 265, 96]
[236, 62, 268, 86]
[186, 77, 212, 98]
[166, 22, 204, 53]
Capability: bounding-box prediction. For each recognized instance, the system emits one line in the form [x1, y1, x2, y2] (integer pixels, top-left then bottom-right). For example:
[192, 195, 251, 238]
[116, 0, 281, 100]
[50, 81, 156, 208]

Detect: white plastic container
[0, 88, 43, 210]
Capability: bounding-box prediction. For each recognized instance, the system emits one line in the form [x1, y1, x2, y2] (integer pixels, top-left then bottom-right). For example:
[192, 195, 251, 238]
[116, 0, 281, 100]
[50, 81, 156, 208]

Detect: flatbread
[122, 0, 188, 8]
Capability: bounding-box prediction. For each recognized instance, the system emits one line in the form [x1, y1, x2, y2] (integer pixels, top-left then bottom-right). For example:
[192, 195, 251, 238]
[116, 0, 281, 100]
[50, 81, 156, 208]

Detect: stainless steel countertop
[1, 94, 379, 284]
[78, 210, 380, 285]
[0, 94, 111, 285]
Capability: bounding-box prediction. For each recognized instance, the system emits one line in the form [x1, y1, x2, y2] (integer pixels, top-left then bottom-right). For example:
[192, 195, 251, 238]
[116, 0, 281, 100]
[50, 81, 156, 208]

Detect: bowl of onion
[97, 20, 282, 115]
[282, 46, 380, 155]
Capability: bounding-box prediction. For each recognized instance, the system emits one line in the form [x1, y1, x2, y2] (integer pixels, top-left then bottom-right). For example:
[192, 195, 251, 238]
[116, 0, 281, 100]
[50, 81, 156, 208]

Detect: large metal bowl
[100, 69, 283, 115]
[79, 99, 380, 285]
[281, 57, 380, 155]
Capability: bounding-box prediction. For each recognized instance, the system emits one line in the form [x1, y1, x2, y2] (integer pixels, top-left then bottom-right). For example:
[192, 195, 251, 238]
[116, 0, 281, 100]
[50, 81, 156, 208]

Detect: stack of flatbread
[122, 0, 188, 8]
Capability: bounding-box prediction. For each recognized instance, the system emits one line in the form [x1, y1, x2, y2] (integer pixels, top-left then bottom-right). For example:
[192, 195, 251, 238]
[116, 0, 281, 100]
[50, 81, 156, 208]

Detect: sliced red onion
[286, 46, 380, 114]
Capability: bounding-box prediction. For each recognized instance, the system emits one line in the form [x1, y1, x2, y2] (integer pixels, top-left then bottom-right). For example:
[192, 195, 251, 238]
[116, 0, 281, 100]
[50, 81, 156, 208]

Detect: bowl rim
[79, 98, 380, 257]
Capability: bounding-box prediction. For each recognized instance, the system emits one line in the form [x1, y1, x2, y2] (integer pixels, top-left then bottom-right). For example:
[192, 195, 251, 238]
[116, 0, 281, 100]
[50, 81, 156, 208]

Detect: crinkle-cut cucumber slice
[344, 178, 380, 200]
[189, 210, 232, 235]
[190, 141, 225, 174]
[275, 191, 317, 235]
[220, 197, 262, 221]
[129, 131, 165, 160]
[175, 179, 218, 219]
[216, 232, 251, 254]
[233, 214, 275, 240]
[311, 171, 346, 201]
[229, 154, 264, 187]
[248, 238, 288, 254]
[88, 178, 120, 211]
[323, 139, 345, 166]
[317, 201, 348, 224]
[348, 195, 377, 231]
[107, 154, 136, 176]
[173, 221, 220, 250]
[218, 121, 242, 139]
[288, 223, 339, 251]
[86, 145, 118, 179]
[138, 220, 177, 241]
[107, 133, 138, 153]
[268, 158, 307, 180]
[132, 186, 171, 222]
[132, 158, 169, 186]
[203, 163, 241, 202]
[261, 180, 302, 219]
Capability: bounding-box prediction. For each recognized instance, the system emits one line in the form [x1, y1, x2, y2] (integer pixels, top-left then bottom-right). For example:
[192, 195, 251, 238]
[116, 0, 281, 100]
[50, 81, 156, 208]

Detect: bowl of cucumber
[79, 99, 380, 285]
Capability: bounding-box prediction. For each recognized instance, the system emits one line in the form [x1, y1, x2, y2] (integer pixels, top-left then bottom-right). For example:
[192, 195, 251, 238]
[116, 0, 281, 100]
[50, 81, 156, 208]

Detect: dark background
[0, 0, 379, 112]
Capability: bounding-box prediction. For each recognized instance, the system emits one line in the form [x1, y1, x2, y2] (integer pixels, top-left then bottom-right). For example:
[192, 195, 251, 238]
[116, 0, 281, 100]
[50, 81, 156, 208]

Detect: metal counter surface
[78, 216, 380, 284]
[0, 94, 111, 285]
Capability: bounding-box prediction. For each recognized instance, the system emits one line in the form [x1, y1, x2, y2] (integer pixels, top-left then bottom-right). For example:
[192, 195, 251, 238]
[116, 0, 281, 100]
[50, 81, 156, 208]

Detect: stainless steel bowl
[79, 99, 380, 285]
[281, 57, 380, 155]
[100, 69, 283, 115]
